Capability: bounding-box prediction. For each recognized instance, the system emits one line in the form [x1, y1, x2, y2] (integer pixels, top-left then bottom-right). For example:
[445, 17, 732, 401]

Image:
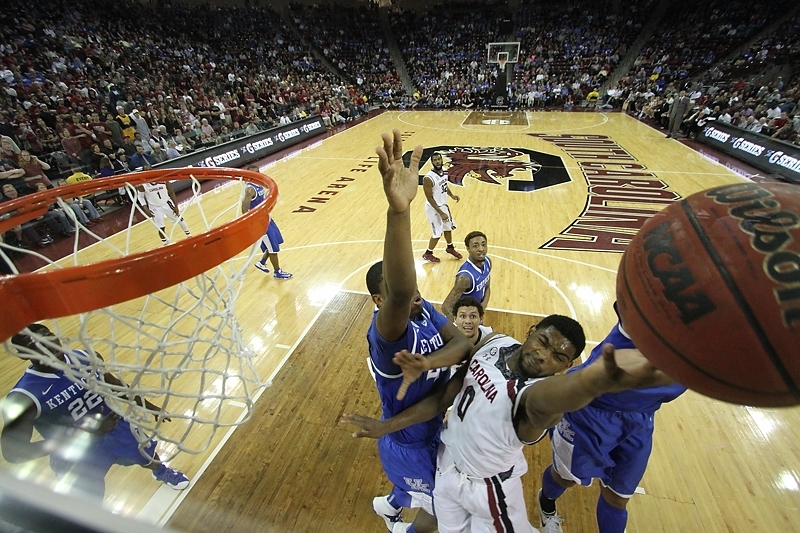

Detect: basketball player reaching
[422, 152, 462, 263]
[242, 165, 292, 279]
[364, 130, 473, 533]
[136, 181, 190, 245]
[344, 319, 673, 533]
[441, 231, 491, 317]
[536, 307, 686, 533]
[1, 324, 190, 501]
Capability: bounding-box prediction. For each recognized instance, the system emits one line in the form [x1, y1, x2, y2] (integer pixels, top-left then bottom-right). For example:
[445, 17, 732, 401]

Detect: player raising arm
[364, 130, 472, 533]
[344, 319, 673, 533]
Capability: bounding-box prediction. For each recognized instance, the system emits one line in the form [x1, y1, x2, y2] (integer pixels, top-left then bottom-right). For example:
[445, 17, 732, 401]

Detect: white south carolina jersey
[441, 334, 546, 479]
[424, 169, 449, 207]
[141, 182, 171, 208]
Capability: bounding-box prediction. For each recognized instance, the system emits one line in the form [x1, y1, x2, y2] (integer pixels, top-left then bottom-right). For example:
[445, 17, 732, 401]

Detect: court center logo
[404, 146, 570, 192]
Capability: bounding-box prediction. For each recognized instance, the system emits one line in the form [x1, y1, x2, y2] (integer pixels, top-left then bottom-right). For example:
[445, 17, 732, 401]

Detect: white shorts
[433, 446, 538, 533]
[151, 204, 181, 227]
[425, 203, 456, 239]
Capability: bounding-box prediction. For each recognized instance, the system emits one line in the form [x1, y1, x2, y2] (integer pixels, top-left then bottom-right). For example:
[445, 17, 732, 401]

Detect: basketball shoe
[152, 465, 190, 490]
[422, 251, 441, 263]
[274, 269, 293, 279]
[445, 245, 462, 260]
[537, 489, 564, 533]
[254, 262, 270, 274]
[373, 495, 403, 531]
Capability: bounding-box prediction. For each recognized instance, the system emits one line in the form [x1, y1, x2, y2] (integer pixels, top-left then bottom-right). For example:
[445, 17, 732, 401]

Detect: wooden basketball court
[2, 110, 799, 532]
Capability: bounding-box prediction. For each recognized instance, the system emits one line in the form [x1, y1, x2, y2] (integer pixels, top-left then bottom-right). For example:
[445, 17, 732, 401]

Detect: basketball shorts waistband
[385, 433, 438, 449]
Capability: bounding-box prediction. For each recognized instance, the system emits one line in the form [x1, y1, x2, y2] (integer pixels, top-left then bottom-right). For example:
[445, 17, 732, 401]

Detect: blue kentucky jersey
[367, 299, 451, 445]
[571, 323, 686, 413]
[457, 257, 491, 303]
[10, 352, 113, 440]
[249, 183, 267, 211]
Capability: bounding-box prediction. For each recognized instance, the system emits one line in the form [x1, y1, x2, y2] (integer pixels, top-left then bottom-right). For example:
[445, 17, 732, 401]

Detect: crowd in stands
[616, 1, 800, 147]
[2, 0, 800, 252]
[390, 4, 507, 107]
[626, 78, 800, 146]
[622, 0, 791, 91]
[703, 11, 800, 85]
[0, 0, 376, 250]
[510, 0, 652, 108]
[292, 4, 405, 101]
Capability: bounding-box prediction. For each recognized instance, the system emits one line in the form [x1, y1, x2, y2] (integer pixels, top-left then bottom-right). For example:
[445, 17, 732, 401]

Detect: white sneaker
[392, 523, 411, 533]
[537, 489, 564, 533]
[372, 496, 402, 531]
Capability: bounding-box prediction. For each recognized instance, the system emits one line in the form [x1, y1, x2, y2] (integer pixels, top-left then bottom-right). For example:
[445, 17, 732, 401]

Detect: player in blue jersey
[242, 165, 292, 279]
[345, 314, 676, 533]
[536, 307, 687, 533]
[1, 323, 190, 501]
[441, 231, 490, 318]
[364, 130, 472, 533]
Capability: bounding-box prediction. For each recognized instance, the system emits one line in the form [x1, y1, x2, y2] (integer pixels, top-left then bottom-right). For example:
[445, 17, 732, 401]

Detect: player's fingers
[340, 413, 360, 424]
[376, 146, 391, 177]
[408, 144, 423, 174]
[381, 132, 394, 164]
[396, 379, 411, 401]
[601, 343, 618, 370]
[393, 349, 412, 360]
[391, 129, 403, 162]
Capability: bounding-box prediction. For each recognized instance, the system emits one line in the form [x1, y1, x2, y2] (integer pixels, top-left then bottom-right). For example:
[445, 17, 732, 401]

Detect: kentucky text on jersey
[367, 299, 450, 445]
[44, 381, 86, 411]
[417, 334, 444, 355]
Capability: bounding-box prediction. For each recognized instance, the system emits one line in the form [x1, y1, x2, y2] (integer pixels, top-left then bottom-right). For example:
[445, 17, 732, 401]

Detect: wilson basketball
[616, 182, 800, 407]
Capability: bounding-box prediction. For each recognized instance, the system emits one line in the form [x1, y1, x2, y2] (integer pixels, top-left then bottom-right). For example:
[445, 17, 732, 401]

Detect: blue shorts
[377, 434, 439, 512]
[259, 220, 284, 254]
[49, 419, 157, 498]
[549, 405, 654, 498]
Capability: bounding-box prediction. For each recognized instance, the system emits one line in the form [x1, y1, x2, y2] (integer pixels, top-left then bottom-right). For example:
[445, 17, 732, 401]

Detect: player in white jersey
[137, 181, 191, 244]
[345, 317, 673, 533]
[422, 153, 462, 263]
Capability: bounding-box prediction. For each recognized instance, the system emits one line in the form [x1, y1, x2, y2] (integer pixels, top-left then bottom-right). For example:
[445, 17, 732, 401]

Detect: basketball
[616, 182, 800, 407]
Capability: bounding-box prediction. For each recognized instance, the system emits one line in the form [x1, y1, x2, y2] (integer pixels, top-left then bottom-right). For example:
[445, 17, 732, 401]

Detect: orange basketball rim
[0, 167, 278, 343]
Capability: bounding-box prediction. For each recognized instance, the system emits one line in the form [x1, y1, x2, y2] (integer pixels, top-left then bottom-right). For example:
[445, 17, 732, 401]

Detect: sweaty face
[454, 306, 481, 342]
[431, 154, 443, 170]
[516, 325, 577, 378]
[467, 236, 487, 263]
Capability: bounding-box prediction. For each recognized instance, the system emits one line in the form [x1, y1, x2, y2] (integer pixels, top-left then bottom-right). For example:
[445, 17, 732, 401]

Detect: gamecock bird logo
[406, 145, 571, 193]
[442, 147, 542, 185]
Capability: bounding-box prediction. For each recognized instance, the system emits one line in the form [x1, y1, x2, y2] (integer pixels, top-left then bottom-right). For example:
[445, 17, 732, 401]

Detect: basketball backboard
[487, 42, 520, 64]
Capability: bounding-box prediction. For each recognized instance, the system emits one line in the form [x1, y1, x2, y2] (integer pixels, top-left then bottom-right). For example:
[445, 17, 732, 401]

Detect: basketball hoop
[1, 167, 277, 461]
[498, 58, 507, 73]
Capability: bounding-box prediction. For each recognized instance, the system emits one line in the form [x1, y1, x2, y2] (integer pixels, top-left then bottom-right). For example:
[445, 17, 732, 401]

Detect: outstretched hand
[593, 343, 665, 393]
[377, 129, 423, 213]
[393, 349, 430, 400]
[340, 413, 386, 439]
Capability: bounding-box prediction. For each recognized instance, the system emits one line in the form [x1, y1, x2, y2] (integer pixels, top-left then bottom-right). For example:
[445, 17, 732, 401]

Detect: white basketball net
[1, 177, 268, 462]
